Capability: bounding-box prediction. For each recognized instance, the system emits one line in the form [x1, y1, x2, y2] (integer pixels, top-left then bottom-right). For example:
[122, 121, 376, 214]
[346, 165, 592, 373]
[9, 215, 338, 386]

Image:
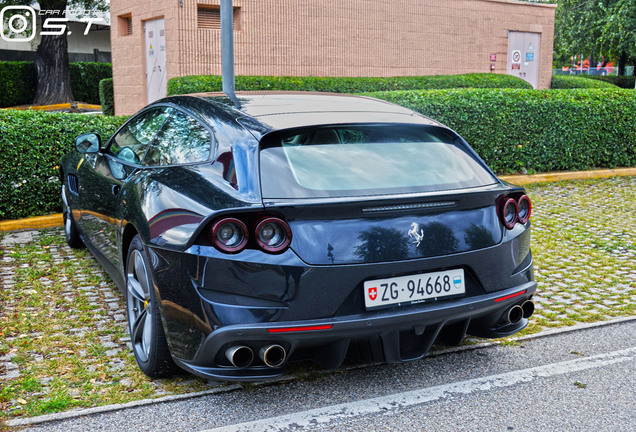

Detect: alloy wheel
[61, 185, 72, 241]
[127, 249, 153, 363]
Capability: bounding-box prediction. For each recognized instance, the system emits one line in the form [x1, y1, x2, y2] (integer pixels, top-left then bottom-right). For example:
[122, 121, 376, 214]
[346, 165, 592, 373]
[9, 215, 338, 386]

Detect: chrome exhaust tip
[507, 305, 524, 324]
[521, 300, 535, 318]
[225, 345, 254, 368]
[259, 344, 286, 368]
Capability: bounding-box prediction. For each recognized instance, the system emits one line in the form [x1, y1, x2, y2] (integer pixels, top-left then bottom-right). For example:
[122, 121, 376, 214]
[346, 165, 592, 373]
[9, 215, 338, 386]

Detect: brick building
[110, 0, 556, 115]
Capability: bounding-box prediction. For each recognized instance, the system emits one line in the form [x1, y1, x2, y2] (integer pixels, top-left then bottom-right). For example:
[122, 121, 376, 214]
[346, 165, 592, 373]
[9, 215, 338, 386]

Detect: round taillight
[500, 198, 519, 230]
[211, 218, 248, 253]
[255, 217, 292, 253]
[517, 195, 532, 224]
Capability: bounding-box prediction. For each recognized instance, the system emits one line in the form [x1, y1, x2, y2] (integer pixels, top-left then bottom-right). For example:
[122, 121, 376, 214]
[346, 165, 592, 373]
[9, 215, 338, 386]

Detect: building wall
[111, 0, 556, 115]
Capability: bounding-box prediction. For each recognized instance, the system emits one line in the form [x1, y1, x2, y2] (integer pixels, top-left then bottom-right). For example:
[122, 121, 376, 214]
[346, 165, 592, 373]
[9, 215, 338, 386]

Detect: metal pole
[221, 0, 236, 99]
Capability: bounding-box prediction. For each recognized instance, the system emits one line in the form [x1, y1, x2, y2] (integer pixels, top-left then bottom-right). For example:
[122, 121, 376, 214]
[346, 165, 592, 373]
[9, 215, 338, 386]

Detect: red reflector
[495, 290, 527, 303]
[267, 325, 333, 333]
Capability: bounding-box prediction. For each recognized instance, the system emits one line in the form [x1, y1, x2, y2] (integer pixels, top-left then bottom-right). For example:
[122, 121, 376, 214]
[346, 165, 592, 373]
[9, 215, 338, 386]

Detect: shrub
[99, 78, 115, 116]
[0, 111, 126, 219]
[580, 75, 636, 89]
[0, 61, 112, 107]
[167, 73, 532, 95]
[0, 62, 37, 107]
[3, 87, 635, 220]
[369, 88, 636, 175]
[69, 62, 113, 104]
[551, 75, 617, 89]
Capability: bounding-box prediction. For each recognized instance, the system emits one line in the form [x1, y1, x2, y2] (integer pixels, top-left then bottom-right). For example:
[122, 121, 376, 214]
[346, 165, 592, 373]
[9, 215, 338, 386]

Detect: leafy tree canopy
[551, 0, 636, 71]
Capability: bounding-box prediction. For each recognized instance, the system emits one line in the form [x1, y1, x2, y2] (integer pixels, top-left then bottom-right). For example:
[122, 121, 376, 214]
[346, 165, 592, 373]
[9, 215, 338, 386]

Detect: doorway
[144, 18, 167, 104]
[507, 31, 541, 89]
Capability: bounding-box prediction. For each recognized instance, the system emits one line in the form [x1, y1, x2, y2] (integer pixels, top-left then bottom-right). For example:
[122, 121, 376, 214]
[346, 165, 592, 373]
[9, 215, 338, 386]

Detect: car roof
[199, 92, 415, 116]
[169, 92, 440, 132]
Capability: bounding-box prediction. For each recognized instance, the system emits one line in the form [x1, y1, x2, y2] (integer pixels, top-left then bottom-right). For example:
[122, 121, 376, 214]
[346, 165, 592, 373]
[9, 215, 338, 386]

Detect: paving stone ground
[524, 177, 635, 330]
[0, 176, 634, 420]
[0, 229, 212, 420]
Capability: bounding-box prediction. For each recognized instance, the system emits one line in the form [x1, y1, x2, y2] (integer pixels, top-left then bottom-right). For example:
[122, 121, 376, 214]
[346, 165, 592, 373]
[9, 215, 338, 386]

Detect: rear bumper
[174, 281, 536, 381]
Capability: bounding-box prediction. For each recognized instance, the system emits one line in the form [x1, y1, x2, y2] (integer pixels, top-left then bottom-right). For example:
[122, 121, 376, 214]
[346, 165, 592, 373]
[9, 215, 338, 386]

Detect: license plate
[364, 269, 465, 309]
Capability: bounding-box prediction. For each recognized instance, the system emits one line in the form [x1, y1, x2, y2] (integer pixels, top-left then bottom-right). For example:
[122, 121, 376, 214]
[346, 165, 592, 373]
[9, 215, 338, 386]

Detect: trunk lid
[266, 185, 508, 265]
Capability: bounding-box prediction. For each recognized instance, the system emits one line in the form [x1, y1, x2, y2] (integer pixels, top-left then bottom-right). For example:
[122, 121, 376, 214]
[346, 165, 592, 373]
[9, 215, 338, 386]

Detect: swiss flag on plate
[368, 287, 377, 301]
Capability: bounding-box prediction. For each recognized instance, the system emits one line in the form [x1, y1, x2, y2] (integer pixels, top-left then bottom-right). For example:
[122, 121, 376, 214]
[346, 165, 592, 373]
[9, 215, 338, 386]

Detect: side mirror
[75, 133, 101, 153]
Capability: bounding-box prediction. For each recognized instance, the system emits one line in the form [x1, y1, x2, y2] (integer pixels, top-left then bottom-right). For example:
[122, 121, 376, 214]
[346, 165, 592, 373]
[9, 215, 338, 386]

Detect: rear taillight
[208, 215, 292, 253]
[255, 217, 292, 253]
[499, 194, 531, 230]
[500, 198, 519, 230]
[210, 218, 248, 253]
[517, 194, 532, 224]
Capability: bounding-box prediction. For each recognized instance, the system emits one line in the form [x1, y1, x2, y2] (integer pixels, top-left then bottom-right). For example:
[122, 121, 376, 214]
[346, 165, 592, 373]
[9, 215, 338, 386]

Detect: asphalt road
[18, 320, 636, 432]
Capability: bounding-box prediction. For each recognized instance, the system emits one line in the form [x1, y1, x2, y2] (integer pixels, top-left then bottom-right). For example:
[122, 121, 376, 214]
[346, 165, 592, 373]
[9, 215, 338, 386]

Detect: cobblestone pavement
[525, 177, 636, 330]
[0, 229, 212, 421]
[1, 177, 634, 421]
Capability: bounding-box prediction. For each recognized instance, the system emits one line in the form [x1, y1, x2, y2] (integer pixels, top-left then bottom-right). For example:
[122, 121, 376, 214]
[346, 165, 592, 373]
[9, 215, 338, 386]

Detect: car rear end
[158, 117, 535, 381]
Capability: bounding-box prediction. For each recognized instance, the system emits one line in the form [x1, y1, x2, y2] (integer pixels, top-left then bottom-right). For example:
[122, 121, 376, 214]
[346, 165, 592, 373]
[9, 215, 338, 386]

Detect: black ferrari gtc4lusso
[60, 93, 536, 381]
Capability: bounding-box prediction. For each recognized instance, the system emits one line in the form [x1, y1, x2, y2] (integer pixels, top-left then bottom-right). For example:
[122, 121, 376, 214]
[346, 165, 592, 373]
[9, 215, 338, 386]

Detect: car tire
[126, 235, 176, 377]
[61, 183, 83, 248]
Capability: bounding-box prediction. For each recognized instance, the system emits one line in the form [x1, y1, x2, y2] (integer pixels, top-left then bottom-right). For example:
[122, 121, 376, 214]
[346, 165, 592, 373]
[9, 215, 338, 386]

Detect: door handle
[112, 185, 121, 196]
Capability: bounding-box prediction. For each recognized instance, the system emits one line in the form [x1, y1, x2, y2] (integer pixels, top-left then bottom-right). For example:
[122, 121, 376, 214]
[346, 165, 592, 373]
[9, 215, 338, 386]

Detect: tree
[600, 0, 636, 74]
[1, 0, 108, 104]
[552, 0, 636, 74]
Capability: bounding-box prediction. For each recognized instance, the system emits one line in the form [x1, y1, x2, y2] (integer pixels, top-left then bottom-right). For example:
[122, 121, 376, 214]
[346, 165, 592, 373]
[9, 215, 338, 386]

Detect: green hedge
[2, 88, 635, 220]
[0, 61, 112, 107]
[0, 111, 126, 219]
[167, 73, 532, 95]
[551, 75, 617, 89]
[580, 75, 636, 89]
[69, 62, 113, 105]
[99, 78, 114, 116]
[0, 62, 37, 107]
[369, 88, 636, 175]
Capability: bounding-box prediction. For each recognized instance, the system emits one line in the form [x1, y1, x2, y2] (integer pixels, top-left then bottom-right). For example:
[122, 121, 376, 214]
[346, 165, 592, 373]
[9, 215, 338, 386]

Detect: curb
[499, 167, 636, 185]
[0, 214, 63, 232]
[3, 103, 102, 112]
[1, 168, 635, 232]
[5, 315, 636, 428]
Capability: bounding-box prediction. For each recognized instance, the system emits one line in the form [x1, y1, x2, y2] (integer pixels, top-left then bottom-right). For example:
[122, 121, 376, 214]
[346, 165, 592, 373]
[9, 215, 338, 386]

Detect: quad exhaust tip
[260, 344, 287, 368]
[521, 300, 535, 318]
[507, 305, 524, 324]
[226, 345, 254, 368]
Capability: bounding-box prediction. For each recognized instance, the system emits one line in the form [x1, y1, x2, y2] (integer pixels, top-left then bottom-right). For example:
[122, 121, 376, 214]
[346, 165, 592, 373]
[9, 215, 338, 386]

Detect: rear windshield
[259, 124, 497, 198]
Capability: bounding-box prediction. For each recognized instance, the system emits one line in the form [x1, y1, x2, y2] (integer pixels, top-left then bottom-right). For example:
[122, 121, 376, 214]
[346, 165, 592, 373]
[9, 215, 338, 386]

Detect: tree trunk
[33, 4, 73, 105]
[617, 51, 627, 76]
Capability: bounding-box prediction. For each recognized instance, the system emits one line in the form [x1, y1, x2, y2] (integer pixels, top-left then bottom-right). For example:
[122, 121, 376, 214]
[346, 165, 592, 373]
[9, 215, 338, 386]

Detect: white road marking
[202, 347, 636, 432]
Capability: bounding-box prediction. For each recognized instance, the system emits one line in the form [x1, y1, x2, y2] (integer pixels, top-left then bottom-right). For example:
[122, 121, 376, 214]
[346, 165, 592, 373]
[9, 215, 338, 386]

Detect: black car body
[60, 93, 536, 381]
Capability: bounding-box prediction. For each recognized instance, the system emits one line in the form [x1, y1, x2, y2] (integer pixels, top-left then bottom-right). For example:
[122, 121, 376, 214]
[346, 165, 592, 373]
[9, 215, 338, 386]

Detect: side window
[143, 111, 212, 166]
[109, 107, 173, 164]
